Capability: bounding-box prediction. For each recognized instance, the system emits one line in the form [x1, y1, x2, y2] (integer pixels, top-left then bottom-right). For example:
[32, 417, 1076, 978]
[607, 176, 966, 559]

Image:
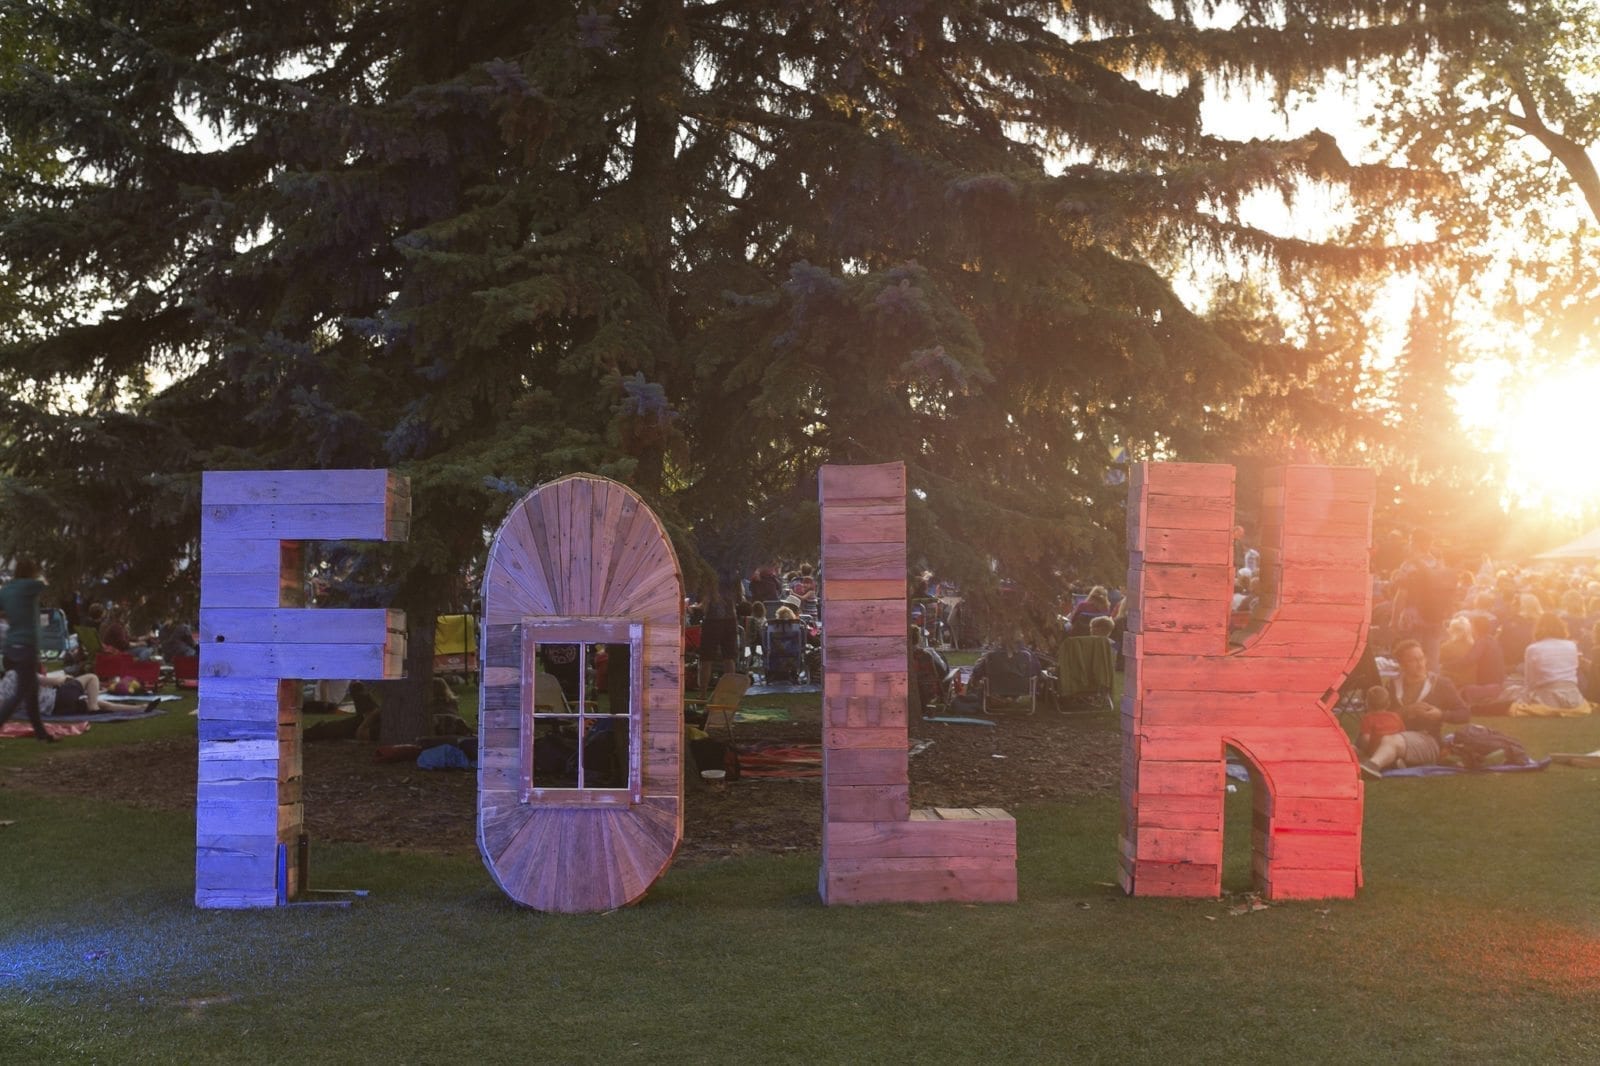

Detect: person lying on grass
[0, 669, 148, 718]
[1360, 638, 1469, 779]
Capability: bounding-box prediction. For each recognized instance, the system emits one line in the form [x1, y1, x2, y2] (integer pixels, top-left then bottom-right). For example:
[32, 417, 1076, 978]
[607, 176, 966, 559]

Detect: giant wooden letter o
[1121, 463, 1373, 900]
[479, 474, 684, 912]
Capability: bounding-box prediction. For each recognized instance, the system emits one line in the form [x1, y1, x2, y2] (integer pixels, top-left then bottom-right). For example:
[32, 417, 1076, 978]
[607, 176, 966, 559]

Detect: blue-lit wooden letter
[195, 470, 409, 908]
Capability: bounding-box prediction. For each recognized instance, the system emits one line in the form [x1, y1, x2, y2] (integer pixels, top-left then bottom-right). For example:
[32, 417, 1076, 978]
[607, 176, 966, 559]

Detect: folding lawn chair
[976, 648, 1038, 714]
[1056, 634, 1115, 711]
[762, 621, 808, 684]
[685, 671, 752, 740]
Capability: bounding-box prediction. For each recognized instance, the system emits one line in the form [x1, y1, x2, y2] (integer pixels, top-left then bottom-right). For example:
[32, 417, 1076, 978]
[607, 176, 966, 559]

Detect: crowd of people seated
[683, 561, 826, 689]
[1354, 531, 1600, 773]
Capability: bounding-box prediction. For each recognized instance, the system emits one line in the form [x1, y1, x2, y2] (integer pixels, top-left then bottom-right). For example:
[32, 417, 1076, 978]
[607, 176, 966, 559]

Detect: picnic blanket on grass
[737, 743, 823, 778]
[733, 706, 791, 724]
[1, 720, 90, 739]
[44, 705, 168, 724]
[1379, 759, 1551, 778]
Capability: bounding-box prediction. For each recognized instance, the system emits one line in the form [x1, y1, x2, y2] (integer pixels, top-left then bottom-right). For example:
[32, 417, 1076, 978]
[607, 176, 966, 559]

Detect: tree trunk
[374, 610, 436, 743]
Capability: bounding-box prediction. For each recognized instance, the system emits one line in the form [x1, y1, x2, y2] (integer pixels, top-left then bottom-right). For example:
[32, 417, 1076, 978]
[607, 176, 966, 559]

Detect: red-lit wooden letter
[819, 463, 1017, 904]
[478, 475, 684, 912]
[196, 470, 409, 908]
[1121, 462, 1373, 900]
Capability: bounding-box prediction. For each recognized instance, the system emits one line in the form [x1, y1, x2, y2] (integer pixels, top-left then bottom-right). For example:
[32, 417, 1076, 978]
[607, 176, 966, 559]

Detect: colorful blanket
[733, 706, 791, 723]
[737, 742, 823, 778]
[1, 720, 90, 739]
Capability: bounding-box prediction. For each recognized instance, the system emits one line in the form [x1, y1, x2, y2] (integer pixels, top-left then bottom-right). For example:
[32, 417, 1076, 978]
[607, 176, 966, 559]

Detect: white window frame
[519, 619, 644, 805]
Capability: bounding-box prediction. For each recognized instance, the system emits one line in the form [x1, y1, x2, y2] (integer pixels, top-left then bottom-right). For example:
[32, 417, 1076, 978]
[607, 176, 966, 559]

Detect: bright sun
[1455, 360, 1600, 518]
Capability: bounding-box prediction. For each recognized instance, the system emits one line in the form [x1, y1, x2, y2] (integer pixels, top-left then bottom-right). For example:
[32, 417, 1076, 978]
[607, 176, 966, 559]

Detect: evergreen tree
[0, 1, 1501, 669]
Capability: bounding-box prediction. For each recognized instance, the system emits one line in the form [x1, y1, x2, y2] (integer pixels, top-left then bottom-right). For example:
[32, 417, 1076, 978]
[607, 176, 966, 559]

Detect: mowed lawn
[5, 701, 1600, 1063]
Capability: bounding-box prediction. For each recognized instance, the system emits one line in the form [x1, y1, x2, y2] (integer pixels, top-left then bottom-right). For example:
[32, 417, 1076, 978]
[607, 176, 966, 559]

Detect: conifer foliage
[0, 2, 1499, 650]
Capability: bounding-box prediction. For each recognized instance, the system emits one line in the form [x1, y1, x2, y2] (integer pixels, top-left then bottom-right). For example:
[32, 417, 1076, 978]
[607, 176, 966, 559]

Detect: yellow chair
[685, 672, 752, 739]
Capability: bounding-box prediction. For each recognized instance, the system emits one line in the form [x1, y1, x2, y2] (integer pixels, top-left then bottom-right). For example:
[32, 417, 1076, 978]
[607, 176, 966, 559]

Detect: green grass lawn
[6, 699, 1600, 1061]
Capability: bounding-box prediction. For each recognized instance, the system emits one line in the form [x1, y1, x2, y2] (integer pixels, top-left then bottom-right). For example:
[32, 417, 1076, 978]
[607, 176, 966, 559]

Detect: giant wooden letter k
[1121, 463, 1374, 900]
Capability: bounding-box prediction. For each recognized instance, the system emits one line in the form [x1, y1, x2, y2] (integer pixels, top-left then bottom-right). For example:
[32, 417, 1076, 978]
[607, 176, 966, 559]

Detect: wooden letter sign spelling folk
[478, 475, 684, 913]
[1121, 463, 1374, 900]
[818, 463, 1017, 904]
[196, 470, 409, 908]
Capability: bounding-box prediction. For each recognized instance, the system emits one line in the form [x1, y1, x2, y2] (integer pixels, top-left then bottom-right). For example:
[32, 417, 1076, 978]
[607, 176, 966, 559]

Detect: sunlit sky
[1200, 76, 1600, 524]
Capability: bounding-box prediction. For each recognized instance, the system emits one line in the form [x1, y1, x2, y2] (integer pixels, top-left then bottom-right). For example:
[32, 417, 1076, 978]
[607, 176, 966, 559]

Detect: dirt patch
[1, 707, 1119, 867]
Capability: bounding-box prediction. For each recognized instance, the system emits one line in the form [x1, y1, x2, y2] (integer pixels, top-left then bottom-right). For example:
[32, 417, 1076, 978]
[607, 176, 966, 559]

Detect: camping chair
[37, 609, 69, 666]
[1055, 635, 1115, 711]
[762, 621, 808, 684]
[912, 647, 961, 714]
[976, 648, 1038, 715]
[74, 624, 103, 661]
[533, 670, 595, 714]
[685, 672, 752, 740]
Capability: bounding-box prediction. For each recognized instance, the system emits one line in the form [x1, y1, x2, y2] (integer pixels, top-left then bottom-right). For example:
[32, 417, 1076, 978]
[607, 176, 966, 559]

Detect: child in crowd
[1356, 685, 1406, 758]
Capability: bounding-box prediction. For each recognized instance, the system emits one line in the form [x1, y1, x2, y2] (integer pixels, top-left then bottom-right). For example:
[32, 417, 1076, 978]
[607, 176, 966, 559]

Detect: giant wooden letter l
[819, 463, 1017, 905]
[1121, 463, 1373, 900]
[196, 470, 409, 908]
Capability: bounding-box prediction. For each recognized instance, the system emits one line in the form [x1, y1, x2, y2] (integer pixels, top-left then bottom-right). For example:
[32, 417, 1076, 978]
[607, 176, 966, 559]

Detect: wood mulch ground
[3, 703, 1120, 867]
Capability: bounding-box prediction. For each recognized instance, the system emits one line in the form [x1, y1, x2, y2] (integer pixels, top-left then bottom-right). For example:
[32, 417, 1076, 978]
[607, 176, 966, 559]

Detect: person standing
[1390, 529, 1453, 672]
[0, 558, 53, 740]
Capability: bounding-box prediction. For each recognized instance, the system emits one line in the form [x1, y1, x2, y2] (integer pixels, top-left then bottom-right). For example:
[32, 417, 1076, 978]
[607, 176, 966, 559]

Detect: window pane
[529, 635, 635, 794]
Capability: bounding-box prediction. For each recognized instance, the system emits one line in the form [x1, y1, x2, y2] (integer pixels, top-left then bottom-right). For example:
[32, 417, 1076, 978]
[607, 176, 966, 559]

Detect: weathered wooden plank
[822, 542, 905, 581]
[202, 640, 401, 681]
[823, 578, 906, 602]
[1137, 492, 1236, 532]
[822, 600, 906, 638]
[1138, 462, 1234, 495]
[823, 856, 1017, 905]
[202, 469, 396, 507]
[825, 784, 910, 823]
[199, 607, 405, 645]
[819, 462, 906, 501]
[1122, 858, 1221, 897]
[199, 570, 286, 609]
[1266, 465, 1375, 499]
[823, 747, 909, 788]
[1125, 563, 1234, 604]
[825, 634, 906, 674]
[1134, 654, 1349, 695]
[199, 502, 396, 542]
[822, 511, 905, 545]
[1136, 527, 1233, 566]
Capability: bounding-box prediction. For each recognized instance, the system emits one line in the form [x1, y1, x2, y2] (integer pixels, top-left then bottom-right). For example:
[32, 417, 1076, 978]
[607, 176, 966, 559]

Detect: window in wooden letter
[520, 621, 643, 802]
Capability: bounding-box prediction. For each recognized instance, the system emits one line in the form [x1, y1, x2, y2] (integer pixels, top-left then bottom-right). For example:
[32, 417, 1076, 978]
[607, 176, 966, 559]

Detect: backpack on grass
[1443, 724, 1531, 769]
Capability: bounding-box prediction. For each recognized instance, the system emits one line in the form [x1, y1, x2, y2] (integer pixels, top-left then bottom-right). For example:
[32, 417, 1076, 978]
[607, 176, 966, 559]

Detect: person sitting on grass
[1356, 685, 1406, 758]
[1496, 612, 1589, 716]
[1459, 612, 1508, 706]
[1439, 615, 1476, 688]
[0, 669, 147, 718]
[1360, 638, 1469, 779]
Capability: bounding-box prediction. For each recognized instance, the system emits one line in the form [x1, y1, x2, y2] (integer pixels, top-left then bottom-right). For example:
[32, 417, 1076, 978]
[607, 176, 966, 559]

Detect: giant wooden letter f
[1121, 463, 1373, 900]
[195, 470, 409, 908]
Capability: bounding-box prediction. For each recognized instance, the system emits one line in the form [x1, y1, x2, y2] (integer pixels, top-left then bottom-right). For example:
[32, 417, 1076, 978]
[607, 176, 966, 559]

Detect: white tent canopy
[1535, 527, 1600, 561]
